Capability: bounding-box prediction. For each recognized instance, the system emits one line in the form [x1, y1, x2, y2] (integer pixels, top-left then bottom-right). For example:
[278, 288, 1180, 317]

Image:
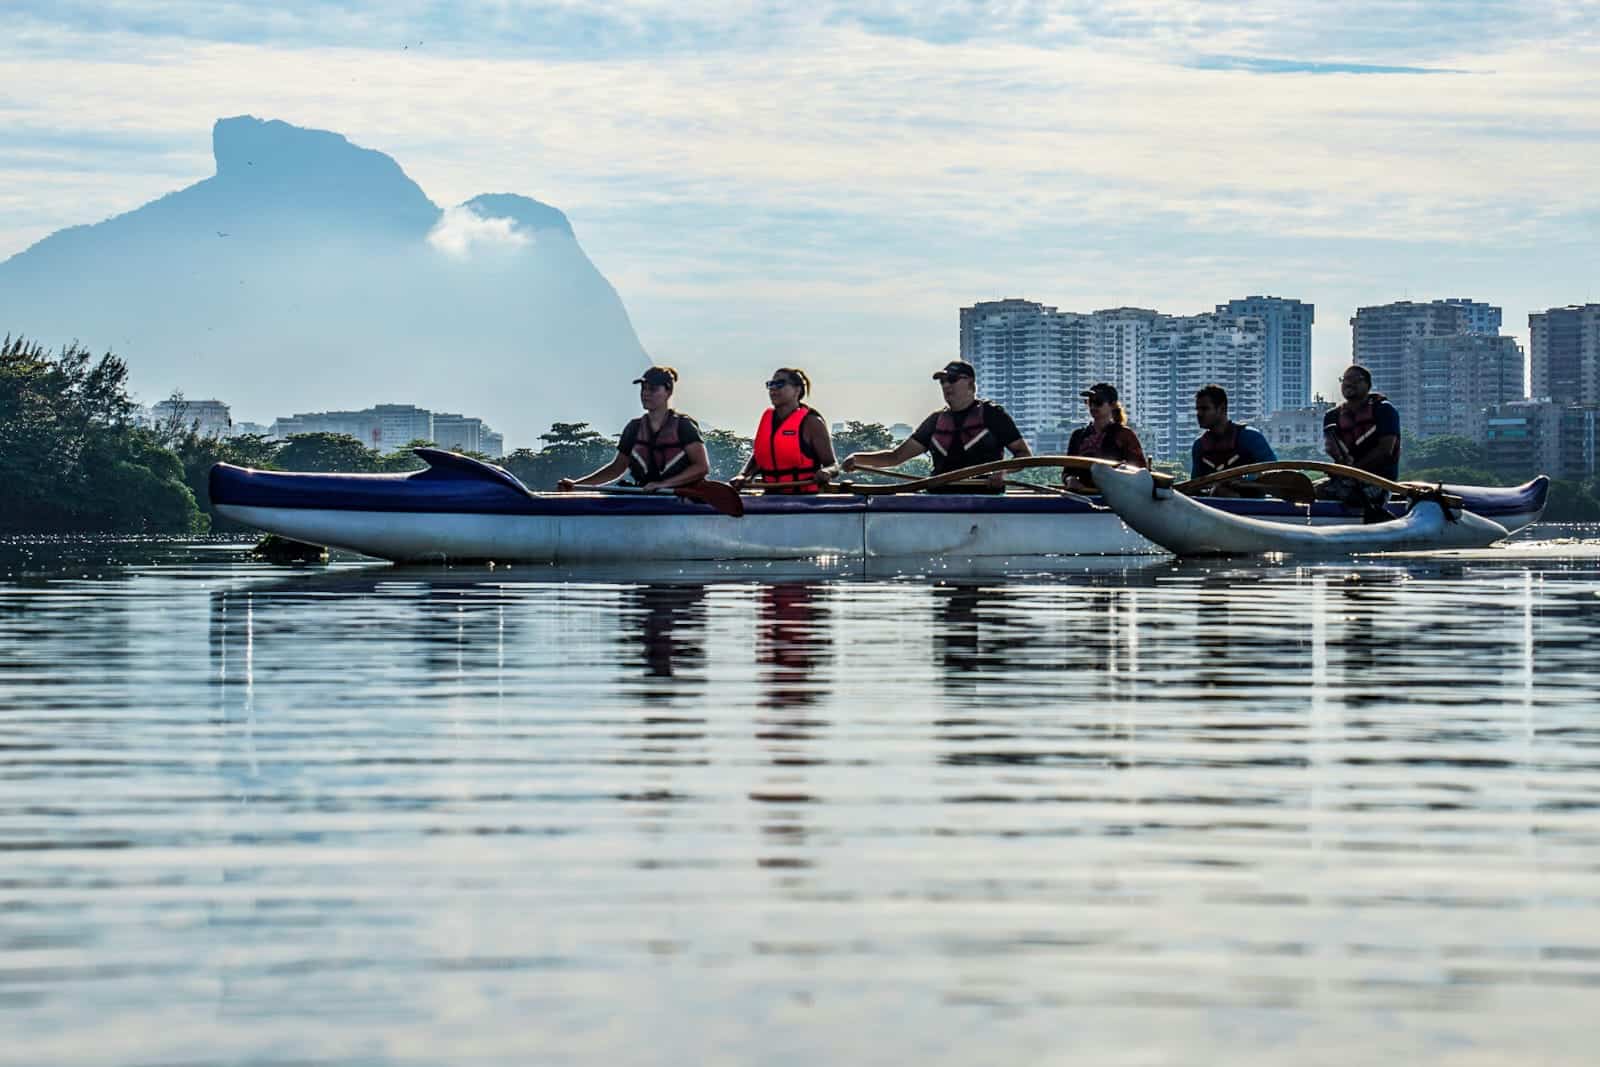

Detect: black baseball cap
[933, 360, 976, 381]
[632, 366, 677, 388]
[1081, 382, 1118, 403]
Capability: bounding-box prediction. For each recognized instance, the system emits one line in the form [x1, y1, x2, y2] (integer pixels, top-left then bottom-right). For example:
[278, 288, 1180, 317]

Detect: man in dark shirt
[841, 360, 1030, 489]
[1318, 364, 1401, 517]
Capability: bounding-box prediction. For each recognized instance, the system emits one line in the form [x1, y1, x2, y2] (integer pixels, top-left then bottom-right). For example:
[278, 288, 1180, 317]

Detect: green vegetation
[6, 331, 1598, 529]
[1, 336, 202, 532]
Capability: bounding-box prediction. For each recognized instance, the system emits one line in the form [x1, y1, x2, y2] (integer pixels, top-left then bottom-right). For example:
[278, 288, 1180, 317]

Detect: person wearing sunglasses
[556, 365, 710, 491]
[734, 368, 837, 494]
[1065, 382, 1148, 492]
[841, 360, 1029, 491]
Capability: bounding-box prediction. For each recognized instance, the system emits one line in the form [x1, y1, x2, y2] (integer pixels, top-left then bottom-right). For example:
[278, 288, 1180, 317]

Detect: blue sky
[3, 0, 1598, 434]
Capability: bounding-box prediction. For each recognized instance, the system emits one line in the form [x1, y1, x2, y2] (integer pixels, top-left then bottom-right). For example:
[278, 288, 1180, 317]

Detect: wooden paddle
[1175, 460, 1462, 509]
[1176, 469, 1317, 506]
[865, 466, 1101, 504]
[841, 455, 1132, 495]
[596, 481, 745, 517]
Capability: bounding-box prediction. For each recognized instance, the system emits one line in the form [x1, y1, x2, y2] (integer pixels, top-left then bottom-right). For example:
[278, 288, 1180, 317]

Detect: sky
[3, 0, 1599, 438]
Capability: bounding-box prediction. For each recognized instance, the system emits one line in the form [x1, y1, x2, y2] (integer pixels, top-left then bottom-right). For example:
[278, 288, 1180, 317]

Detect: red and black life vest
[1197, 422, 1243, 473]
[929, 402, 1000, 473]
[754, 405, 821, 493]
[1331, 394, 1399, 465]
[628, 412, 690, 485]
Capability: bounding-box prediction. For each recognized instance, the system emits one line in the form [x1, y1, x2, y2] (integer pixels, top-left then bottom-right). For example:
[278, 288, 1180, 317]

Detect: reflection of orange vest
[754, 405, 821, 493]
[628, 413, 689, 485]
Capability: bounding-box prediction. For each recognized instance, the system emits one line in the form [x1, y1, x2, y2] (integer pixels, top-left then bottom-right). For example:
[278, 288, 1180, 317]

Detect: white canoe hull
[1093, 465, 1511, 556]
[216, 503, 1154, 561]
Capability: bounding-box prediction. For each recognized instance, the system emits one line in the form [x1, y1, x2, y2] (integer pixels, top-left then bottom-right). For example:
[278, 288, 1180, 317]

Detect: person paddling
[1065, 382, 1147, 491]
[1190, 383, 1275, 496]
[733, 368, 836, 494]
[841, 360, 1030, 491]
[556, 366, 710, 491]
[1318, 364, 1400, 519]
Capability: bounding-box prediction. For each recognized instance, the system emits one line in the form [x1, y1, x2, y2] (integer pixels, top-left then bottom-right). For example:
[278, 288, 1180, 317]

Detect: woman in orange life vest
[841, 360, 1030, 491]
[732, 368, 837, 494]
[555, 365, 710, 491]
[1064, 382, 1148, 492]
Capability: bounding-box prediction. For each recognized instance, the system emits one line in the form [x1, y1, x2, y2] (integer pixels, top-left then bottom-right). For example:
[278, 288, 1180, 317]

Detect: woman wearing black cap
[556, 365, 710, 491]
[1065, 382, 1148, 491]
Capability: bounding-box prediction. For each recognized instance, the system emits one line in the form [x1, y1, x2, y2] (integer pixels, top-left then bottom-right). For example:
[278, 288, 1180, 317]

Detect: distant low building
[1476, 401, 1564, 479]
[1259, 400, 1334, 454]
[267, 403, 504, 455]
[151, 398, 232, 438]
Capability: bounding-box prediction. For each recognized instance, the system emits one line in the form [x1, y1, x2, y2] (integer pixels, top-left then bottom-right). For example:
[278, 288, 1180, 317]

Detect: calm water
[5, 535, 1600, 1066]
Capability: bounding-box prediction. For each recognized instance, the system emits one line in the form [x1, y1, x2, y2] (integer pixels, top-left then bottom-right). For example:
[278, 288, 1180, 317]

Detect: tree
[498, 422, 618, 487]
[0, 335, 201, 532]
[701, 427, 752, 480]
[275, 432, 382, 473]
[833, 420, 895, 459]
[1402, 434, 1486, 475]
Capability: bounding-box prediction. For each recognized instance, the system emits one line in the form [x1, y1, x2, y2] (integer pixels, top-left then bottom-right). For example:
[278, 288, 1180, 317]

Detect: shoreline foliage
[5, 333, 1598, 529]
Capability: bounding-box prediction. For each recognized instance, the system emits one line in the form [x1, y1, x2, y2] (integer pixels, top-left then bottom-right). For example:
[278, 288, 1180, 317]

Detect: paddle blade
[675, 480, 745, 517]
[1254, 471, 1317, 506]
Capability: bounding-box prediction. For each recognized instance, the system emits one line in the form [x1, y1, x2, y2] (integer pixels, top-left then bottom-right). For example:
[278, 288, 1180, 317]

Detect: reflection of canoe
[1093, 463, 1510, 556]
[210, 450, 1549, 564]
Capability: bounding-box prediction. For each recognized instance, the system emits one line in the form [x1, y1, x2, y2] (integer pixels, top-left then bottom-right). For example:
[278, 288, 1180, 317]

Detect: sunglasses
[765, 378, 799, 389]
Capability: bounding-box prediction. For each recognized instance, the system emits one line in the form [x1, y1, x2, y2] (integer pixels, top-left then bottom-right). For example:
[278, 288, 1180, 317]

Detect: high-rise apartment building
[1138, 313, 1266, 463]
[1215, 296, 1313, 415]
[1349, 299, 1502, 426]
[1087, 308, 1162, 422]
[1410, 334, 1524, 439]
[960, 299, 1093, 447]
[1530, 304, 1600, 407]
[1439, 298, 1503, 335]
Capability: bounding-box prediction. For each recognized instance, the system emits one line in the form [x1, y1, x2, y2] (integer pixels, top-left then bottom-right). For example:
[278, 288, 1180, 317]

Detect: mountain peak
[209, 115, 439, 234]
[461, 194, 573, 237]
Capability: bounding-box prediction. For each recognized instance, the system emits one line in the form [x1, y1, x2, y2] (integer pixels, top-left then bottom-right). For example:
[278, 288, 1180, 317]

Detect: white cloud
[425, 204, 531, 259]
[2, 9, 1598, 426]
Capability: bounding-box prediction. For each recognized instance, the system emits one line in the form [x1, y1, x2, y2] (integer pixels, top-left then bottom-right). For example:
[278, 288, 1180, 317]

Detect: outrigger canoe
[1090, 463, 1511, 556]
[209, 448, 1549, 563]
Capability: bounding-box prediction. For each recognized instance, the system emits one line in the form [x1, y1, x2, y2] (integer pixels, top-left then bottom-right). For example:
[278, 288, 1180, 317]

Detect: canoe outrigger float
[209, 448, 1547, 563]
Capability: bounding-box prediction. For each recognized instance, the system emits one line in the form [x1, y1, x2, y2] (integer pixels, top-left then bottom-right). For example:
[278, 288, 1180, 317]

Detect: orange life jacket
[628, 412, 690, 485]
[753, 405, 821, 493]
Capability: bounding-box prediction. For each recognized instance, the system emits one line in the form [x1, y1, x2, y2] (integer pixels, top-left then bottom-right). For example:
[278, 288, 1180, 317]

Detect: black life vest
[628, 412, 690, 485]
[753, 405, 821, 493]
[929, 402, 1000, 473]
[1197, 422, 1243, 473]
[1071, 422, 1134, 462]
[1331, 394, 1399, 465]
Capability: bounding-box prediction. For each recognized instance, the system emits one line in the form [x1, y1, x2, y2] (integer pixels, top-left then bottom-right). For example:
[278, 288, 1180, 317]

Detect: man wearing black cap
[557, 365, 710, 491]
[840, 360, 1029, 489]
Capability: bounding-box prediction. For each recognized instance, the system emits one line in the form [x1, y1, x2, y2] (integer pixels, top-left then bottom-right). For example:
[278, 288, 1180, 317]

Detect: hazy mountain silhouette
[0, 116, 650, 444]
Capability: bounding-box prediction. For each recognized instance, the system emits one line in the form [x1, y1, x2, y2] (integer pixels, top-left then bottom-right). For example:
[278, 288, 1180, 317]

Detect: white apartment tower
[959, 299, 1093, 447]
[1138, 313, 1266, 463]
[1215, 296, 1314, 415]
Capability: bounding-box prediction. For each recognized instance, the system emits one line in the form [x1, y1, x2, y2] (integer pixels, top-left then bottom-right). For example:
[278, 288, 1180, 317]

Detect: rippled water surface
[5, 534, 1600, 1066]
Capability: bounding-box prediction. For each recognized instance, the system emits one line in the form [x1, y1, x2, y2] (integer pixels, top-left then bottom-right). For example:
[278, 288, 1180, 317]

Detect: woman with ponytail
[736, 367, 836, 494]
[1066, 381, 1148, 491]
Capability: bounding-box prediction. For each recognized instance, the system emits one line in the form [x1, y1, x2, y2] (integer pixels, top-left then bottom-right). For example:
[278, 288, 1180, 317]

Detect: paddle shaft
[842, 455, 1137, 495]
[1176, 460, 1461, 508]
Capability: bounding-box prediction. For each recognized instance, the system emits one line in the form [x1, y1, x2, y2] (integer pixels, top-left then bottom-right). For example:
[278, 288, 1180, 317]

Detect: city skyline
[3, 3, 1597, 434]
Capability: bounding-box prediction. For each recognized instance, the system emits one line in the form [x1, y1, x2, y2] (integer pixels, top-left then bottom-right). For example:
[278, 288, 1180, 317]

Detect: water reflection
[623, 582, 709, 682]
[7, 540, 1600, 1065]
